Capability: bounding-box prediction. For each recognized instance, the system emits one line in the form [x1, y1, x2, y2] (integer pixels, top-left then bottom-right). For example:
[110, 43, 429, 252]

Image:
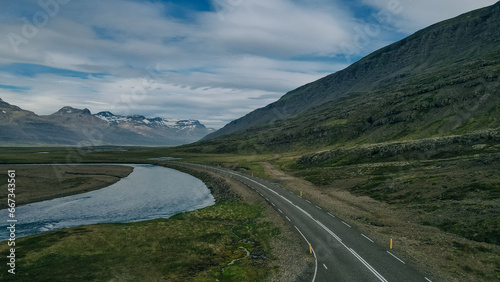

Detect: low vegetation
[0, 202, 278, 281]
[1, 143, 499, 280]
[0, 154, 294, 281]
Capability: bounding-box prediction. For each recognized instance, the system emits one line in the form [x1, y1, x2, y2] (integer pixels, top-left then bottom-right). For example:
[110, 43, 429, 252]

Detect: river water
[0, 164, 215, 240]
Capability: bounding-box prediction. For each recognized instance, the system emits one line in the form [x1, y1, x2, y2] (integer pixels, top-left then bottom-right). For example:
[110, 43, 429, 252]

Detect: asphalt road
[190, 164, 435, 282]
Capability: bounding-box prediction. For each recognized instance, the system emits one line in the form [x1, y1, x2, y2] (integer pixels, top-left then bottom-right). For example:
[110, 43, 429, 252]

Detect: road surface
[187, 163, 434, 282]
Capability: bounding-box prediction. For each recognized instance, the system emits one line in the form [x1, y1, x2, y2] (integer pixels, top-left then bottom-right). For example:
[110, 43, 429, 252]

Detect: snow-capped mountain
[95, 111, 204, 130]
[0, 99, 214, 146]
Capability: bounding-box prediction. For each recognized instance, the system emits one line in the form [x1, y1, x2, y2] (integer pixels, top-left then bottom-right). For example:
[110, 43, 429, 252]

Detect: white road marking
[266, 198, 269, 201]
[260, 193, 263, 196]
[387, 251, 405, 264]
[210, 167, 387, 282]
[315, 205, 322, 210]
[297, 195, 302, 198]
[361, 234, 374, 243]
[271, 202, 275, 207]
[295, 226, 318, 282]
[425, 277, 433, 282]
[342, 221, 351, 228]
[278, 209, 283, 213]
[306, 200, 311, 203]
[315, 220, 342, 242]
[350, 248, 388, 282]
[286, 216, 291, 222]
[323, 263, 328, 270]
[327, 212, 335, 218]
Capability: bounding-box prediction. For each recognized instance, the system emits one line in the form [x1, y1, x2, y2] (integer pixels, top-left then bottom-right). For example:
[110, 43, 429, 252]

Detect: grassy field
[289, 151, 500, 246]
[0, 202, 278, 281]
[0, 165, 133, 209]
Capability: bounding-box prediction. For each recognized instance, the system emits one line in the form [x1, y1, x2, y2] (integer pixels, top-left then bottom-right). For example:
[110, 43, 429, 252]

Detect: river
[0, 164, 215, 240]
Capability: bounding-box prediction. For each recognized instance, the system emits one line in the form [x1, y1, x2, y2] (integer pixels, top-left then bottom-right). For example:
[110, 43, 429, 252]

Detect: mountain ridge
[0, 99, 214, 146]
[197, 2, 500, 155]
[204, 2, 500, 143]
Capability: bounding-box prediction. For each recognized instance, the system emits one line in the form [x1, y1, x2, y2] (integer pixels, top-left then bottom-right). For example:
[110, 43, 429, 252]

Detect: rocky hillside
[0, 99, 214, 146]
[201, 2, 500, 153]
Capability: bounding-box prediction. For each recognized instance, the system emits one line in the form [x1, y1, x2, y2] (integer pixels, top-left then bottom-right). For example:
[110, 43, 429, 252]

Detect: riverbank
[0, 162, 310, 281]
[158, 162, 312, 281]
[0, 165, 133, 209]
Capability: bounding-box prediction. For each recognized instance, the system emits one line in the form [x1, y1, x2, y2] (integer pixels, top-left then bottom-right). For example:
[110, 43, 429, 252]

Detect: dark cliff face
[204, 2, 500, 141]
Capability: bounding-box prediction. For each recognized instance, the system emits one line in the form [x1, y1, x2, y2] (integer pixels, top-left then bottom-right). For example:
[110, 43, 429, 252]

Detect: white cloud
[362, 0, 498, 33]
[204, 0, 355, 57]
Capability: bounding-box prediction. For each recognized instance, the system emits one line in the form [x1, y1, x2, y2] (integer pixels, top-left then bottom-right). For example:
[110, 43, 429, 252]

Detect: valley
[1, 1, 500, 281]
[1, 144, 499, 280]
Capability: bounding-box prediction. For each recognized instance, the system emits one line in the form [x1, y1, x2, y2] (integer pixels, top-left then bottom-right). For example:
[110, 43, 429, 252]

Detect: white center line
[342, 221, 351, 228]
[349, 248, 388, 282]
[286, 216, 291, 222]
[387, 251, 405, 264]
[361, 234, 374, 243]
[323, 263, 328, 270]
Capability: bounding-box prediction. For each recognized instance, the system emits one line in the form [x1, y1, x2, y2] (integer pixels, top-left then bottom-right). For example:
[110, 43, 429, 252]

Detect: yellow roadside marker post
[309, 243, 312, 254]
[390, 239, 393, 249]
[300, 191, 303, 197]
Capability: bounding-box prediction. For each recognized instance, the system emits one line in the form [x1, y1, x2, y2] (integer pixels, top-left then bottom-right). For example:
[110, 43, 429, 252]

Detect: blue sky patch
[0, 84, 31, 92]
[0, 63, 108, 79]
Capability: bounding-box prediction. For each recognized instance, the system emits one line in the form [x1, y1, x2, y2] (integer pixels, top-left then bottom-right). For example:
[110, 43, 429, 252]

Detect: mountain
[200, 2, 500, 153]
[0, 99, 214, 146]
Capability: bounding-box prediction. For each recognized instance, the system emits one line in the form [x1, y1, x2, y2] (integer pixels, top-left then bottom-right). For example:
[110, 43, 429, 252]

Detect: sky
[0, 0, 497, 128]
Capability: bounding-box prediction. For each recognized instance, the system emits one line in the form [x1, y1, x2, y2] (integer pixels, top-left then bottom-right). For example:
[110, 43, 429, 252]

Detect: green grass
[2, 143, 500, 280]
[437, 217, 500, 245]
[0, 202, 278, 281]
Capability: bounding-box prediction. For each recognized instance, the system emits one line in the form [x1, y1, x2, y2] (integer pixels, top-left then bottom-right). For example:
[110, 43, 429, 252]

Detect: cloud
[204, 0, 356, 57]
[361, 0, 499, 33]
[0, 0, 496, 128]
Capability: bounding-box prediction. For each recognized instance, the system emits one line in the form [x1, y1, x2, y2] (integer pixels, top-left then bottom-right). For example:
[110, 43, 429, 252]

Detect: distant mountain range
[0, 99, 214, 146]
[199, 2, 500, 153]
